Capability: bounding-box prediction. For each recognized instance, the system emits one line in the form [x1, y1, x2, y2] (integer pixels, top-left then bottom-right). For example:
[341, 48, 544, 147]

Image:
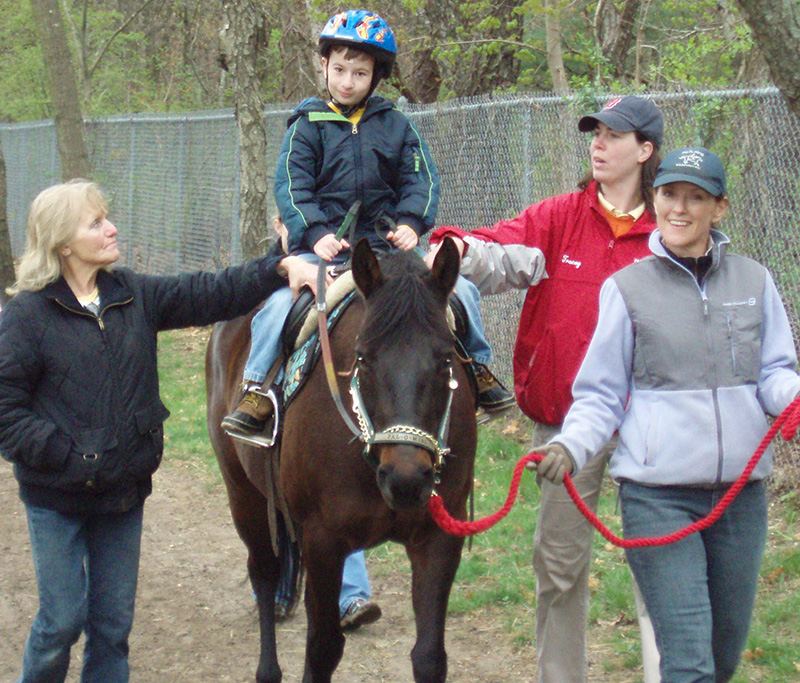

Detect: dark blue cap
[654, 147, 727, 197]
[578, 95, 664, 148]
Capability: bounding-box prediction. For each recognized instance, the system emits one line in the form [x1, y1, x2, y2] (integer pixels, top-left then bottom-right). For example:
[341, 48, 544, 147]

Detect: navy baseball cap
[653, 147, 727, 197]
[578, 95, 664, 148]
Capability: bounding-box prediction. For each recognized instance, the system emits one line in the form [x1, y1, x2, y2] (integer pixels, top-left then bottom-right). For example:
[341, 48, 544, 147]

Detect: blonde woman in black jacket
[0, 179, 314, 682]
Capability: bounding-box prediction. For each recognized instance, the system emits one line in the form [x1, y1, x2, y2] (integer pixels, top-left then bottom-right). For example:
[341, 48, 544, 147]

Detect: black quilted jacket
[0, 255, 283, 515]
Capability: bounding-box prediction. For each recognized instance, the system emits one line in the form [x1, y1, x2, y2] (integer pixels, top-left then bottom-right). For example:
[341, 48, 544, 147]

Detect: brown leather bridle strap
[316, 260, 362, 440]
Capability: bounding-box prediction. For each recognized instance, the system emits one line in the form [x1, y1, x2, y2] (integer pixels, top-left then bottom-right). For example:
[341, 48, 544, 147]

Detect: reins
[314, 201, 363, 439]
[429, 395, 800, 547]
[315, 259, 362, 440]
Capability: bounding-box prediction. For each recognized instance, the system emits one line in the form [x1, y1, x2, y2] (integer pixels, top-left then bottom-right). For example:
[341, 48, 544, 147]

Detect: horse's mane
[358, 251, 451, 351]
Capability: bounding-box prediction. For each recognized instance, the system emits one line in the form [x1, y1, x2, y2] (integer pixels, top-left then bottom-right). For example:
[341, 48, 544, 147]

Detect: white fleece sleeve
[556, 279, 633, 471]
[757, 270, 800, 415]
[459, 235, 548, 295]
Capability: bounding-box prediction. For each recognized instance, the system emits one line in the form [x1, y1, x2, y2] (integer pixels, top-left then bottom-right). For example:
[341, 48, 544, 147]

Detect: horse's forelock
[359, 252, 450, 350]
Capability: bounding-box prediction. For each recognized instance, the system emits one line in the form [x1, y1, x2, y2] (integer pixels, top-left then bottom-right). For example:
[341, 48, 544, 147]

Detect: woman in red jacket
[427, 95, 663, 683]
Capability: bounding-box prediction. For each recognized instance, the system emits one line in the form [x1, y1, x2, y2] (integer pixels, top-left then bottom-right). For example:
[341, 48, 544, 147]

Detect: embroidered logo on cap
[676, 149, 705, 170]
[604, 97, 622, 110]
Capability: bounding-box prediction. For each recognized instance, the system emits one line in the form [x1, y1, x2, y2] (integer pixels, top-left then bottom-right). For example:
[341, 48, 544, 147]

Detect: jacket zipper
[725, 313, 736, 375]
[351, 121, 363, 209]
[669, 259, 725, 484]
[56, 296, 133, 460]
[700, 284, 725, 484]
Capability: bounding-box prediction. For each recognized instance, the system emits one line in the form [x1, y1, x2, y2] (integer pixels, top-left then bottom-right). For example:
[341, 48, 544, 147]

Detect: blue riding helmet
[319, 10, 397, 80]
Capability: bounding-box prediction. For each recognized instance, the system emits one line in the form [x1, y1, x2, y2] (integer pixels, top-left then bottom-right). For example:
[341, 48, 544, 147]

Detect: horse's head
[351, 238, 461, 512]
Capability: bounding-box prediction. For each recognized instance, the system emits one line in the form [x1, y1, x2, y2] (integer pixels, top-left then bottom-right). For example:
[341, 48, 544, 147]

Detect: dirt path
[1, 459, 640, 682]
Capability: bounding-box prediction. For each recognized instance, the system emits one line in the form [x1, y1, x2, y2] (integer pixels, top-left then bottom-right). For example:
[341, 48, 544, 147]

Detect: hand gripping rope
[429, 396, 800, 548]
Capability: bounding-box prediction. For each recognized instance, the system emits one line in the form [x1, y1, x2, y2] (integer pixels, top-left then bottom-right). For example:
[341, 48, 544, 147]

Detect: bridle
[349, 359, 458, 483]
[315, 259, 458, 485]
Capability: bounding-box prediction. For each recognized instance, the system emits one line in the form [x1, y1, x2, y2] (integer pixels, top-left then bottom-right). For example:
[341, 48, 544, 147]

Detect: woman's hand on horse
[423, 236, 465, 269]
[313, 234, 350, 261]
[387, 225, 419, 251]
[281, 255, 332, 298]
[526, 443, 575, 485]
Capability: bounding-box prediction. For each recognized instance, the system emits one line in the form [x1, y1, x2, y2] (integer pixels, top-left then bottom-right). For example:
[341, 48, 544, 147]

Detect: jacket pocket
[128, 401, 171, 479]
[726, 307, 761, 382]
[20, 427, 118, 492]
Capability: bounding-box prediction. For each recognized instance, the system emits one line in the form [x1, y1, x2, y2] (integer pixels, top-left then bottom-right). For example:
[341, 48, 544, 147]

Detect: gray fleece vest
[612, 249, 766, 392]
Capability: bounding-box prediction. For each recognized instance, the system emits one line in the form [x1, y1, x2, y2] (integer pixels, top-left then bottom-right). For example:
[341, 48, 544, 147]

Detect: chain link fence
[2, 87, 798, 489]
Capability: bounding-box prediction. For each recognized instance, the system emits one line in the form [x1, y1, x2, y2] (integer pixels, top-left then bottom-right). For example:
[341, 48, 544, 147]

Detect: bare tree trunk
[633, 0, 654, 86]
[607, 0, 641, 78]
[593, 0, 643, 81]
[0, 144, 15, 303]
[544, 0, 569, 95]
[300, 0, 326, 98]
[30, 0, 92, 180]
[221, 0, 270, 260]
[734, 0, 800, 119]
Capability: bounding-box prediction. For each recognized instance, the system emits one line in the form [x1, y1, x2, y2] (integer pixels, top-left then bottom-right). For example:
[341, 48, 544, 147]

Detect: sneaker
[340, 598, 382, 631]
[221, 386, 274, 436]
[474, 363, 516, 413]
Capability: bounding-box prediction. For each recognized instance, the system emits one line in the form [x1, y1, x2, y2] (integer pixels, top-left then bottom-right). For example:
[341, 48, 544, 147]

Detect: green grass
[158, 327, 800, 681]
[157, 327, 221, 477]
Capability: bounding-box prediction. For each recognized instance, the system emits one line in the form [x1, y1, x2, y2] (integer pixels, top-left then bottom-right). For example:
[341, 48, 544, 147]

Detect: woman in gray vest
[532, 147, 800, 682]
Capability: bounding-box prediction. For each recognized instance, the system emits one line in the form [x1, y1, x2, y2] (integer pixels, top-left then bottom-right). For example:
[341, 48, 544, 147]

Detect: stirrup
[224, 388, 280, 448]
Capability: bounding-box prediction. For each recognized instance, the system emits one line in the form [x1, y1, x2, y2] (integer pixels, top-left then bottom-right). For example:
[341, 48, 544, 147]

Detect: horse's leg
[222, 472, 283, 683]
[406, 528, 465, 683]
[300, 524, 346, 683]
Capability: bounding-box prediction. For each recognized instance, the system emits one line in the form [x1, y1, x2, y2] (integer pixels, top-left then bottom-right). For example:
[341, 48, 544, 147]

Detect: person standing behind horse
[0, 179, 317, 683]
[535, 147, 800, 682]
[426, 95, 663, 682]
[221, 9, 513, 629]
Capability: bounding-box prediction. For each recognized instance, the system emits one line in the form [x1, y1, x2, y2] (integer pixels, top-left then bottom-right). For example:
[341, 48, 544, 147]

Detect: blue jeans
[244, 253, 492, 384]
[18, 503, 143, 683]
[339, 550, 371, 617]
[454, 274, 492, 365]
[274, 549, 371, 617]
[621, 480, 767, 683]
[244, 252, 320, 384]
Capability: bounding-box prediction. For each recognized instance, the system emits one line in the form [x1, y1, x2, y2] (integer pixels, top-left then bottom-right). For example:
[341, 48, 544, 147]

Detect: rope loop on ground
[429, 396, 800, 547]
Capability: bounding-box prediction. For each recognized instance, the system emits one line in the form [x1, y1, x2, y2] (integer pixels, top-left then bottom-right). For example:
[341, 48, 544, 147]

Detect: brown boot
[221, 385, 274, 436]
[474, 363, 516, 414]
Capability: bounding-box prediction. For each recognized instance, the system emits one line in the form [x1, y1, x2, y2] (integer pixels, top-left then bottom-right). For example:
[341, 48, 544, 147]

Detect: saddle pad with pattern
[282, 291, 358, 408]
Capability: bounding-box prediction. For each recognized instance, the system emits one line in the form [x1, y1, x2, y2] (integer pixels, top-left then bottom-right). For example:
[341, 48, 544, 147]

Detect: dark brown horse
[206, 238, 477, 682]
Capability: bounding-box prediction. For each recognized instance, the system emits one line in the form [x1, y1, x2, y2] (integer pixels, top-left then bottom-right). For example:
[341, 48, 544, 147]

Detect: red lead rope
[429, 397, 800, 547]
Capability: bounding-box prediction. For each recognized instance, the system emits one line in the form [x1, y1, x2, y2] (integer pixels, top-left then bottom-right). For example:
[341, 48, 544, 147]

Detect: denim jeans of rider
[17, 503, 143, 683]
[621, 480, 767, 683]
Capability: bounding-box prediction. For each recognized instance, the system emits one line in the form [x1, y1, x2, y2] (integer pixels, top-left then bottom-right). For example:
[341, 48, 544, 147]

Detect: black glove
[527, 442, 574, 485]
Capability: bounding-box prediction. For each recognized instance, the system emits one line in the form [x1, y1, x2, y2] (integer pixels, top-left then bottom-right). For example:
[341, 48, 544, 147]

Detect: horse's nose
[375, 446, 435, 511]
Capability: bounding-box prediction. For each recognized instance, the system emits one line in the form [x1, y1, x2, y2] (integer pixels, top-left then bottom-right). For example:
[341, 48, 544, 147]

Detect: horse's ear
[352, 238, 385, 298]
[430, 237, 460, 299]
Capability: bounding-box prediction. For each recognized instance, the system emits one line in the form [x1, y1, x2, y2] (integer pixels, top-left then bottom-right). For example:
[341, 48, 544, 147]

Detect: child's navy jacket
[274, 95, 439, 254]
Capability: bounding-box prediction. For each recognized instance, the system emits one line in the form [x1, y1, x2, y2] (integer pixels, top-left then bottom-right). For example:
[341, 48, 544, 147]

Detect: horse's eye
[357, 353, 375, 371]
